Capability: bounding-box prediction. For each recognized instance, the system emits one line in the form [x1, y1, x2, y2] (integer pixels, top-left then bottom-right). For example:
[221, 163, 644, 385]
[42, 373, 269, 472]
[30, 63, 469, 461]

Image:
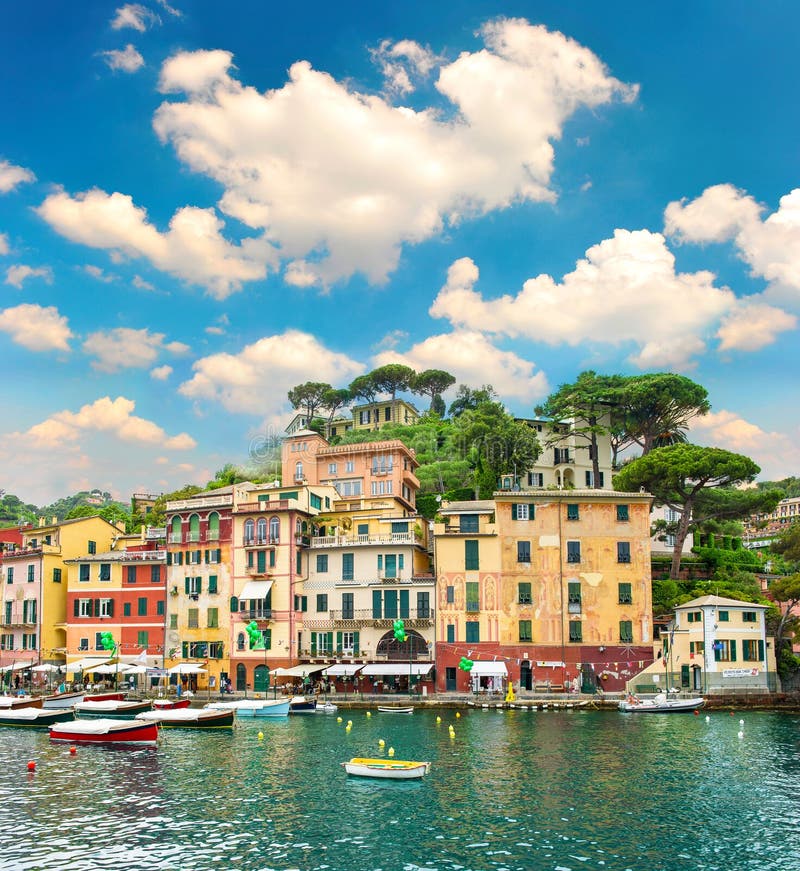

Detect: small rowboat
[377, 706, 413, 714]
[50, 717, 158, 746]
[136, 708, 234, 729]
[341, 757, 431, 780]
[0, 708, 75, 728]
[0, 695, 42, 710]
[289, 696, 317, 714]
[618, 693, 705, 713]
[205, 698, 290, 718]
[75, 699, 153, 719]
[152, 698, 191, 710]
[42, 691, 85, 709]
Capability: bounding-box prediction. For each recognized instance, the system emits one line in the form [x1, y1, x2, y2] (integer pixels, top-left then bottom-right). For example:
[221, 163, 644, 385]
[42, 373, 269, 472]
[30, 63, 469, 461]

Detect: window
[88, 541, 96, 555]
[518, 582, 532, 604]
[512, 503, 531, 520]
[187, 608, 199, 629]
[316, 554, 328, 573]
[616, 504, 629, 522]
[567, 504, 579, 521]
[22, 633, 36, 651]
[123, 603, 131, 617]
[585, 471, 605, 487]
[169, 614, 177, 629]
[78, 599, 92, 617]
[53, 568, 62, 583]
[296, 551, 302, 575]
[316, 594, 328, 613]
[344, 461, 354, 473]
[342, 553, 354, 581]
[270, 517, 280, 543]
[257, 517, 267, 544]
[342, 592, 354, 620]
[244, 518, 255, 544]
[689, 641, 705, 656]
[459, 514, 479, 533]
[465, 621, 480, 643]
[188, 514, 200, 542]
[417, 591, 430, 618]
[27, 565, 34, 582]
[137, 597, 147, 616]
[446, 624, 455, 643]
[208, 575, 218, 594]
[567, 541, 581, 563]
[465, 581, 479, 612]
[328, 463, 338, 474]
[156, 600, 164, 616]
[126, 566, 136, 584]
[208, 641, 224, 659]
[686, 611, 702, 623]
[618, 583, 632, 604]
[137, 630, 149, 648]
[568, 581, 581, 606]
[446, 585, 455, 604]
[5, 567, 12, 583]
[207, 512, 220, 541]
[310, 493, 322, 510]
[186, 576, 202, 596]
[519, 620, 532, 642]
[718, 611, 730, 622]
[742, 611, 757, 623]
[372, 454, 393, 474]
[295, 461, 304, 481]
[294, 595, 308, 612]
[527, 472, 544, 487]
[619, 620, 633, 643]
[742, 639, 764, 661]
[78, 637, 89, 651]
[99, 563, 111, 581]
[208, 607, 219, 629]
[371, 480, 393, 495]
[517, 541, 531, 563]
[714, 640, 736, 662]
[98, 599, 112, 618]
[569, 620, 582, 642]
[617, 542, 631, 564]
[465, 540, 479, 571]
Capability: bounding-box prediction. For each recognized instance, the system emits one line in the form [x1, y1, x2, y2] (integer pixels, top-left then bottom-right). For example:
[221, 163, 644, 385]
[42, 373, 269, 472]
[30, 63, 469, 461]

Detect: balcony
[186, 531, 202, 543]
[295, 533, 310, 547]
[304, 607, 435, 629]
[236, 608, 272, 621]
[121, 549, 166, 561]
[437, 524, 497, 536]
[167, 494, 233, 510]
[243, 537, 271, 548]
[246, 566, 272, 577]
[235, 500, 293, 513]
[205, 530, 220, 541]
[568, 600, 582, 614]
[168, 533, 182, 544]
[310, 531, 414, 548]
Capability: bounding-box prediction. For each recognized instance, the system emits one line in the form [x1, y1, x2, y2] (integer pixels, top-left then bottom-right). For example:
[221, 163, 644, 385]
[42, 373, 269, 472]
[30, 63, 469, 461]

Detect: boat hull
[0, 708, 75, 728]
[377, 706, 414, 714]
[152, 698, 191, 710]
[206, 699, 290, 718]
[342, 757, 430, 779]
[619, 697, 705, 713]
[137, 709, 235, 729]
[42, 691, 85, 709]
[289, 696, 317, 714]
[75, 700, 153, 719]
[50, 717, 158, 745]
[0, 696, 43, 710]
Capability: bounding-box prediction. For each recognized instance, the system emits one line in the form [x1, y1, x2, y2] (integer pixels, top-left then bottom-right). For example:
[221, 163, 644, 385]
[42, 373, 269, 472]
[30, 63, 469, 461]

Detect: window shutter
[196, 577, 202, 594]
[108, 599, 114, 617]
[353, 631, 360, 655]
[209, 575, 218, 594]
[730, 639, 737, 662]
[215, 549, 221, 563]
[758, 639, 764, 661]
[204, 550, 209, 564]
[327, 632, 334, 652]
[511, 503, 518, 520]
[185, 577, 190, 594]
[336, 631, 342, 652]
[399, 589, 409, 618]
[377, 554, 383, 571]
[398, 554, 404, 570]
[166, 552, 172, 566]
[372, 590, 382, 619]
[230, 596, 238, 612]
[311, 633, 317, 655]
[74, 599, 80, 617]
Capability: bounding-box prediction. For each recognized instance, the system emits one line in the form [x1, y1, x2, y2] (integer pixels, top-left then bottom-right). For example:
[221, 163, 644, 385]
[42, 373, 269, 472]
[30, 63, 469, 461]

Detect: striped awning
[360, 663, 434, 676]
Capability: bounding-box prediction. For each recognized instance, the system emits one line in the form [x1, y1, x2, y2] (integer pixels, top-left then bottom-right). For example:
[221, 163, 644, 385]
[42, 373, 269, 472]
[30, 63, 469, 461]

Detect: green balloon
[458, 657, 474, 672]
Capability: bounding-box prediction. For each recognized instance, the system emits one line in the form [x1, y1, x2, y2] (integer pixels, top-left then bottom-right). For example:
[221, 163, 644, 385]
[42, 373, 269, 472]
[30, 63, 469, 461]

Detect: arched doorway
[236, 663, 246, 692]
[254, 664, 270, 694]
[376, 629, 428, 660]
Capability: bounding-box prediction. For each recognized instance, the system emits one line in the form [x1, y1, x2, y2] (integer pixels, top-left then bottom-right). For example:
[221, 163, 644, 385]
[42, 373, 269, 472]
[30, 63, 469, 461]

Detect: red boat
[0, 695, 42, 710]
[81, 692, 126, 703]
[50, 717, 158, 746]
[152, 698, 191, 710]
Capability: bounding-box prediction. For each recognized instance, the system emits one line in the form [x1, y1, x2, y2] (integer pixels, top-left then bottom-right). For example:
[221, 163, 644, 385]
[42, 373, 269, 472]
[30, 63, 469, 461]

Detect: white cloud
[155, 0, 181, 15]
[179, 329, 364, 416]
[0, 303, 72, 351]
[373, 330, 549, 402]
[665, 184, 800, 295]
[24, 396, 195, 450]
[132, 274, 156, 291]
[82, 327, 189, 372]
[371, 39, 439, 95]
[150, 364, 173, 380]
[0, 233, 8, 256]
[36, 188, 274, 299]
[111, 4, 159, 31]
[372, 329, 408, 352]
[100, 44, 145, 73]
[152, 19, 636, 289]
[5, 264, 53, 288]
[0, 160, 35, 194]
[717, 303, 797, 352]
[83, 264, 115, 282]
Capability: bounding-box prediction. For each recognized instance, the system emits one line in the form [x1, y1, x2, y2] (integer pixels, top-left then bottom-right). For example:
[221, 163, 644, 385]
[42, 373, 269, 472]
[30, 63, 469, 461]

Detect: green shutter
[336, 631, 342, 652]
[384, 590, 398, 618]
[326, 632, 334, 652]
[209, 575, 218, 594]
[399, 589, 409, 618]
[372, 590, 382, 618]
[398, 554, 404, 570]
[269, 549, 276, 568]
[680, 665, 690, 687]
[511, 503, 518, 520]
[74, 599, 80, 617]
[465, 540, 479, 570]
[230, 596, 238, 612]
[185, 577, 190, 594]
[730, 639, 737, 662]
[353, 631, 360, 655]
[377, 554, 383, 571]
[758, 639, 765, 661]
[311, 633, 317, 655]
[257, 550, 266, 573]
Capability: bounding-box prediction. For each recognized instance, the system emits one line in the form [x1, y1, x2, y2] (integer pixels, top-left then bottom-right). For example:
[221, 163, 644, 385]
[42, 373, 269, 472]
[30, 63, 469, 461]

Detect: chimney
[52, 516, 58, 525]
[38, 516, 46, 528]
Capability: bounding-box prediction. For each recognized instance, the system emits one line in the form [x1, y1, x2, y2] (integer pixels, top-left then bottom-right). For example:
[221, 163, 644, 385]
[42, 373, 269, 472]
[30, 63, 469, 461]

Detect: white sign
[722, 668, 759, 678]
[536, 661, 565, 668]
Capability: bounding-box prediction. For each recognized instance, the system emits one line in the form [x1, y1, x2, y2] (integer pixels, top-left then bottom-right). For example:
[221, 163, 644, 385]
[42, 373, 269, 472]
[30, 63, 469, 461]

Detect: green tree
[771, 523, 800, 566]
[448, 384, 498, 417]
[765, 573, 800, 670]
[205, 463, 250, 490]
[322, 387, 351, 425]
[348, 373, 379, 406]
[536, 371, 624, 488]
[614, 444, 782, 579]
[411, 369, 456, 412]
[65, 503, 131, 529]
[287, 381, 332, 421]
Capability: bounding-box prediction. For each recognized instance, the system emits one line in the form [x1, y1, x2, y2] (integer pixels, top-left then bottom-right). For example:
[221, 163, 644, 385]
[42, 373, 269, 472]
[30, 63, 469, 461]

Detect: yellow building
[0, 516, 124, 674]
[434, 488, 654, 694]
[351, 399, 420, 431]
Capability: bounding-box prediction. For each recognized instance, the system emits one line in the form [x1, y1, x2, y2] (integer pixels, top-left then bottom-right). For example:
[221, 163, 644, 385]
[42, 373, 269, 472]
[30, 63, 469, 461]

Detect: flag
[136, 649, 149, 665]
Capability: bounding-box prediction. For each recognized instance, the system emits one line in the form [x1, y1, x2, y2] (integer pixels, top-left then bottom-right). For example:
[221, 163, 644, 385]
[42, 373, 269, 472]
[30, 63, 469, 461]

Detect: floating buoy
[347, 720, 353, 726]
[26, 761, 35, 772]
[737, 731, 744, 739]
[345, 724, 352, 732]
[366, 711, 371, 718]
[69, 746, 77, 755]
[436, 716, 441, 724]
[705, 715, 710, 722]
[739, 719, 744, 726]
[388, 747, 395, 757]
[337, 717, 342, 723]
[257, 732, 264, 741]
[693, 710, 699, 716]
[378, 738, 385, 747]
[449, 730, 455, 739]
[455, 712, 460, 719]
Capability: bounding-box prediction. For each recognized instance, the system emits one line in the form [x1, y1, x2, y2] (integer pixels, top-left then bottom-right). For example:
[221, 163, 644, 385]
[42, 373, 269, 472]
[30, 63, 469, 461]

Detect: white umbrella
[31, 664, 61, 673]
[168, 664, 207, 674]
[92, 663, 134, 675]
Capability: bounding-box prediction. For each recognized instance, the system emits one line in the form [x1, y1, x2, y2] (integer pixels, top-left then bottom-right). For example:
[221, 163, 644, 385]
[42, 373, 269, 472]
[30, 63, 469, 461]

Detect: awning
[66, 657, 111, 672]
[239, 580, 273, 600]
[273, 664, 327, 678]
[469, 661, 508, 677]
[322, 664, 364, 677]
[168, 663, 207, 675]
[0, 661, 35, 672]
[361, 663, 434, 677]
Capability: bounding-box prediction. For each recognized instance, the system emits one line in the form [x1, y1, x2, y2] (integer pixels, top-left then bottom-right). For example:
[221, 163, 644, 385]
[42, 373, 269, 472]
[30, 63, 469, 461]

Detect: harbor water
[1, 708, 798, 871]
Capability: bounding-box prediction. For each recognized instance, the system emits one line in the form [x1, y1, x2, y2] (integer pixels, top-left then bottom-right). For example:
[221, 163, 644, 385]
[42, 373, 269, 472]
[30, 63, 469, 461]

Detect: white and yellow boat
[341, 757, 431, 780]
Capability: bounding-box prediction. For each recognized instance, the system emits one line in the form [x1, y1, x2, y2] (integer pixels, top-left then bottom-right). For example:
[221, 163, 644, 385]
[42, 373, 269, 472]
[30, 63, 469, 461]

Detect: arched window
[236, 633, 245, 651]
[257, 517, 267, 544]
[269, 517, 280, 543]
[295, 518, 302, 535]
[295, 461, 304, 481]
[207, 511, 220, 541]
[230, 596, 239, 613]
[188, 513, 200, 542]
[244, 518, 255, 545]
[170, 516, 181, 542]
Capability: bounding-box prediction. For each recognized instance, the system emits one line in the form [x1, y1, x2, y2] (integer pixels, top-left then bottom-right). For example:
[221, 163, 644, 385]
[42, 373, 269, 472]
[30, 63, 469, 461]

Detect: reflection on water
[1, 710, 799, 870]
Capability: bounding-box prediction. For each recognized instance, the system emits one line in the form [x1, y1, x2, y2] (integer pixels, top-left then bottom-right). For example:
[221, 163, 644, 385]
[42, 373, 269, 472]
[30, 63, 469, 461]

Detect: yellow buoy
[366, 711, 371, 718]
[347, 720, 353, 726]
[378, 738, 385, 747]
[388, 747, 395, 757]
[337, 717, 342, 723]
[345, 724, 352, 732]
[455, 712, 461, 719]
[436, 716, 441, 724]
[257, 731, 264, 740]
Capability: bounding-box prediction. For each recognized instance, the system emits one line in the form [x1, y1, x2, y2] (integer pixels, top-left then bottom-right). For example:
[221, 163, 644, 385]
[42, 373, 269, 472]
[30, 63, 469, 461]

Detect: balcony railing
[236, 608, 272, 621]
[121, 549, 166, 561]
[235, 500, 293, 513]
[167, 494, 232, 510]
[205, 530, 220, 541]
[168, 533, 182, 544]
[320, 607, 435, 623]
[310, 531, 414, 548]
[438, 524, 497, 536]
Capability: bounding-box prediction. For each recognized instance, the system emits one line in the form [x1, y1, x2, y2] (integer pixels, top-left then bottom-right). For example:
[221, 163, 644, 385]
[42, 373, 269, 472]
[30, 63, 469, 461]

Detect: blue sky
[1, 1, 799, 503]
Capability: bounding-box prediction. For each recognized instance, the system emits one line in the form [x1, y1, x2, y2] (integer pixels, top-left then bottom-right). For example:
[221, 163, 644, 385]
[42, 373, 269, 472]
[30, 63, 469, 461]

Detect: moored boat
[377, 706, 414, 714]
[315, 701, 338, 714]
[42, 690, 85, 709]
[618, 693, 705, 713]
[0, 707, 75, 728]
[136, 708, 234, 729]
[81, 692, 126, 703]
[205, 698, 290, 718]
[50, 717, 158, 746]
[0, 695, 42, 710]
[288, 695, 317, 714]
[152, 697, 191, 710]
[75, 699, 153, 719]
[341, 757, 431, 779]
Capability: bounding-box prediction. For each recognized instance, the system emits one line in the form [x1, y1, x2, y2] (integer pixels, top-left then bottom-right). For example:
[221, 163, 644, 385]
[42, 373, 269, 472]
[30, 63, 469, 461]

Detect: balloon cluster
[458, 657, 474, 672]
[393, 619, 407, 642]
[99, 632, 117, 653]
[246, 621, 265, 650]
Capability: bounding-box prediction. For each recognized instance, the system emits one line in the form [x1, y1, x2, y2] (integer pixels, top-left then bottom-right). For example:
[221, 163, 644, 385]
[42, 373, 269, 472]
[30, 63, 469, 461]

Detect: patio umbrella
[32, 663, 61, 692]
[167, 664, 207, 674]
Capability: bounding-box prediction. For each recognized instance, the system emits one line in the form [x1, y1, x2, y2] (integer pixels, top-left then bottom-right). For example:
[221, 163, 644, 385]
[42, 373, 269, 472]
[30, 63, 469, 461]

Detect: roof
[493, 489, 652, 500]
[442, 500, 495, 514]
[32, 515, 124, 532]
[678, 595, 767, 610]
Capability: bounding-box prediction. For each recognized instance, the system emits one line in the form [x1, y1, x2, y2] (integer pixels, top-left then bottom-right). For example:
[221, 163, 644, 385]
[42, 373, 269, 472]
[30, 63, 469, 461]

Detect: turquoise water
[1, 708, 799, 871]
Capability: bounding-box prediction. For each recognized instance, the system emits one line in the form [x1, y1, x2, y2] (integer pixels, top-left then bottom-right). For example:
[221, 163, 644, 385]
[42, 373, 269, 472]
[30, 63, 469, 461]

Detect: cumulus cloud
[717, 303, 797, 352]
[665, 184, 800, 295]
[0, 304, 72, 352]
[179, 329, 364, 416]
[152, 18, 636, 289]
[150, 364, 173, 380]
[373, 330, 549, 402]
[36, 188, 274, 298]
[25, 396, 195, 450]
[0, 160, 35, 193]
[5, 264, 53, 288]
[100, 44, 145, 73]
[371, 39, 439, 95]
[430, 235, 744, 368]
[111, 3, 159, 31]
[83, 327, 189, 372]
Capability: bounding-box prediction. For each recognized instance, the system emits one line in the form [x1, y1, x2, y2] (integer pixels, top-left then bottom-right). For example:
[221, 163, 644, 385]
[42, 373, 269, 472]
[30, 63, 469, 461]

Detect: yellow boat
[341, 757, 431, 780]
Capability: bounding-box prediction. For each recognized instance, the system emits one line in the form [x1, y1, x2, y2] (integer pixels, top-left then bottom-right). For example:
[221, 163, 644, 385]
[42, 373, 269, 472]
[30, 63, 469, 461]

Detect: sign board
[722, 668, 759, 678]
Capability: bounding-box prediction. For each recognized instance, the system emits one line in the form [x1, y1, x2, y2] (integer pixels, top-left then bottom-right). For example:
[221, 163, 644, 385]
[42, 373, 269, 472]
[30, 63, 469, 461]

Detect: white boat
[205, 698, 290, 718]
[42, 690, 85, 709]
[618, 693, 705, 713]
[341, 757, 431, 780]
[75, 699, 153, 719]
[377, 706, 414, 714]
[50, 717, 158, 746]
[136, 708, 235, 729]
[315, 702, 338, 714]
